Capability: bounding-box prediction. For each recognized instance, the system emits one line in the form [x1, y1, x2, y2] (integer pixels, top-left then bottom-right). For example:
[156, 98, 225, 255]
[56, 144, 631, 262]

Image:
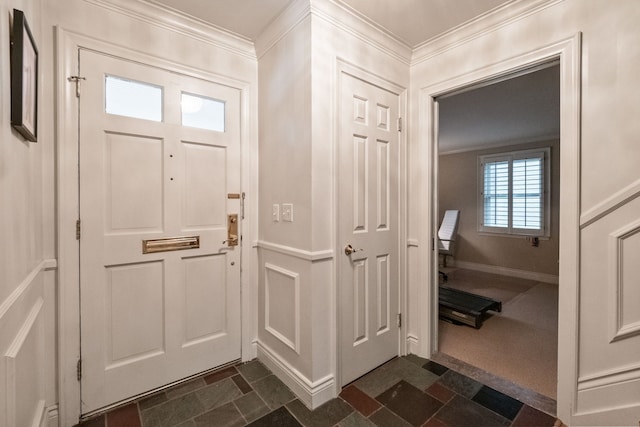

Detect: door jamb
[416, 34, 581, 424]
[55, 27, 257, 425]
[334, 59, 408, 388]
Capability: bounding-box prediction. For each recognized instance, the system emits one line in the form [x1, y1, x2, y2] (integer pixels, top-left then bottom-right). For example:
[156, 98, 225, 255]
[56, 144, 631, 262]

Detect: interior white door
[339, 72, 400, 385]
[78, 49, 241, 413]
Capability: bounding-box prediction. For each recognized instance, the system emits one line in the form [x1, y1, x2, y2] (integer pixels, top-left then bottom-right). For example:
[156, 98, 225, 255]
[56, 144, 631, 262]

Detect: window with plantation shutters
[478, 148, 550, 237]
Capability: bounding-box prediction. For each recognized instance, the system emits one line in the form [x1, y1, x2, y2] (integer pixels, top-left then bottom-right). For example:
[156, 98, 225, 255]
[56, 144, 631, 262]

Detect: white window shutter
[483, 160, 509, 228]
[512, 155, 543, 231]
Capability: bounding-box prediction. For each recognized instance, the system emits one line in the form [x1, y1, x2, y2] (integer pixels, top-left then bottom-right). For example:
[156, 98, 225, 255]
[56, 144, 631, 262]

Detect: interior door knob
[344, 244, 363, 256]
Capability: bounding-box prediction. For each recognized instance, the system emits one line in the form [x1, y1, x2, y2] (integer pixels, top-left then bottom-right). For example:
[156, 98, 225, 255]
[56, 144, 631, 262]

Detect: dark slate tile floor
[75, 355, 559, 427]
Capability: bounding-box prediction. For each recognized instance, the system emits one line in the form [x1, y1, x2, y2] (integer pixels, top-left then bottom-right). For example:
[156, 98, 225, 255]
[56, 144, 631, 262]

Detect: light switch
[282, 203, 293, 222]
[272, 204, 280, 222]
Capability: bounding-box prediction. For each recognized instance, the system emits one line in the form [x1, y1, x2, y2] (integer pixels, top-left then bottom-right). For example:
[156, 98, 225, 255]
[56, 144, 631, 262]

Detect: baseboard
[256, 341, 336, 410]
[47, 404, 59, 427]
[243, 339, 258, 362]
[406, 334, 419, 355]
[454, 260, 559, 284]
[30, 400, 47, 427]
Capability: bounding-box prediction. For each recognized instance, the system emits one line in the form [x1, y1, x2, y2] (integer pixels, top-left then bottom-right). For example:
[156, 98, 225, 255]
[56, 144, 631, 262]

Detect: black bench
[439, 286, 502, 329]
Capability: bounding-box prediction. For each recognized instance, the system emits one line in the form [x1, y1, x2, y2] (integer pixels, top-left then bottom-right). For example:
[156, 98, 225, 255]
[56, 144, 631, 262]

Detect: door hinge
[76, 219, 81, 240]
[397, 117, 403, 132]
[77, 358, 82, 381]
[397, 313, 402, 328]
[68, 75, 86, 98]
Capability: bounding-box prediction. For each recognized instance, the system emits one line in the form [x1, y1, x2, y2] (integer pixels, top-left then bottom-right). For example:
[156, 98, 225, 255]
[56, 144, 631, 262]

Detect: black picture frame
[11, 9, 38, 142]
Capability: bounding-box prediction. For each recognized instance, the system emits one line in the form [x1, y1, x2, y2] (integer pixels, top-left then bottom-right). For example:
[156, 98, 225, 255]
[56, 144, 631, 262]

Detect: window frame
[477, 147, 551, 237]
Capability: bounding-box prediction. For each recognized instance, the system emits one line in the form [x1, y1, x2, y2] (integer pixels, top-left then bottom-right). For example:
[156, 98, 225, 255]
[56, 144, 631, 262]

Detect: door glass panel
[105, 75, 163, 122]
[181, 92, 225, 132]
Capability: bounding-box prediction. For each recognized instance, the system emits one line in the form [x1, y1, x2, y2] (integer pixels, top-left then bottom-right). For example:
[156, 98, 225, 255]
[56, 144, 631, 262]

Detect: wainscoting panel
[579, 186, 640, 419]
[0, 261, 49, 427]
[608, 218, 640, 343]
[264, 263, 300, 353]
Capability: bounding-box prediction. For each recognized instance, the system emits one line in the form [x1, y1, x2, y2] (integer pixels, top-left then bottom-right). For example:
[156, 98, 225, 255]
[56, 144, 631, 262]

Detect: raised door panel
[106, 262, 165, 365]
[182, 142, 226, 229]
[105, 133, 163, 232]
[182, 255, 227, 345]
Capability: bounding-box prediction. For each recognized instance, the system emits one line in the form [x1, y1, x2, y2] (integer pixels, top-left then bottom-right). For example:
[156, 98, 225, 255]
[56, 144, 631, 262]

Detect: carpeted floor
[438, 269, 558, 399]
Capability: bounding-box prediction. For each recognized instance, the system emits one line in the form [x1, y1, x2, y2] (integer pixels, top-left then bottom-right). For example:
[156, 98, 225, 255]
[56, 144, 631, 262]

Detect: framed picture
[11, 9, 38, 142]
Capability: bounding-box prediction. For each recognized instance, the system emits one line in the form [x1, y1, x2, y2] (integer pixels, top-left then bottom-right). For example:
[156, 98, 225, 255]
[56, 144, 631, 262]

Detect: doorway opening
[433, 62, 560, 407]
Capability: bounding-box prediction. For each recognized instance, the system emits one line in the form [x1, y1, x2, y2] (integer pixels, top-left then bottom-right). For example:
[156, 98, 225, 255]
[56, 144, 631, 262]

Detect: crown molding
[84, 0, 257, 59]
[255, 0, 412, 65]
[254, 0, 312, 59]
[439, 133, 560, 156]
[411, 0, 564, 66]
[311, 0, 412, 65]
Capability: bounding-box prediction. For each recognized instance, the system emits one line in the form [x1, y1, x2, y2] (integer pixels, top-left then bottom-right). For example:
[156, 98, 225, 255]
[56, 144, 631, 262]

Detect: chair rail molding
[256, 240, 334, 262]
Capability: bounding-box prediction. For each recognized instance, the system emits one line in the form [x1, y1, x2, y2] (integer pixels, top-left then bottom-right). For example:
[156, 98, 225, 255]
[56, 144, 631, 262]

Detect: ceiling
[147, 0, 559, 153]
[148, 0, 292, 42]
[438, 64, 560, 154]
[149, 0, 510, 46]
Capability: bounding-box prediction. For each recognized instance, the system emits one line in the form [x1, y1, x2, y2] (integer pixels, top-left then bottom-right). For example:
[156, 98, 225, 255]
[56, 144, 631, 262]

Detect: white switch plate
[272, 204, 280, 222]
[282, 203, 293, 222]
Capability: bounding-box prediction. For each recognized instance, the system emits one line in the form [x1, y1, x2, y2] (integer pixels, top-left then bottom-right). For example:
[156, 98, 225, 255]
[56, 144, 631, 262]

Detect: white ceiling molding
[255, 0, 413, 64]
[411, 0, 563, 66]
[254, 0, 312, 59]
[438, 133, 559, 156]
[84, 0, 257, 59]
[312, 0, 412, 65]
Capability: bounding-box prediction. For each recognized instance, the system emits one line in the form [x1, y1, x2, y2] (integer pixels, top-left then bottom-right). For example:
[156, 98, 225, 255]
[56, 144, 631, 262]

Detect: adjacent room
[434, 63, 560, 402]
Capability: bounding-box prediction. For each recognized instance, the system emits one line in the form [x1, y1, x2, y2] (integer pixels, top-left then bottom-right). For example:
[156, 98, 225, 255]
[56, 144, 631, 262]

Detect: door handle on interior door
[344, 244, 363, 256]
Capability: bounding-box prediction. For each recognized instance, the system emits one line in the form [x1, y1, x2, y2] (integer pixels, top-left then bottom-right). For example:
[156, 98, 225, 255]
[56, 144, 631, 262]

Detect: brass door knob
[344, 244, 363, 256]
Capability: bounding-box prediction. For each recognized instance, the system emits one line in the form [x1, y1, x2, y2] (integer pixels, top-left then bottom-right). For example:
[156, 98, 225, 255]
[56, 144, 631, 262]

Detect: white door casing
[78, 49, 242, 413]
[419, 35, 581, 424]
[338, 71, 402, 386]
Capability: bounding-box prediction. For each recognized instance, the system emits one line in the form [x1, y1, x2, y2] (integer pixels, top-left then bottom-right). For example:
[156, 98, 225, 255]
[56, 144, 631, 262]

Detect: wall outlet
[282, 203, 293, 222]
[272, 204, 280, 222]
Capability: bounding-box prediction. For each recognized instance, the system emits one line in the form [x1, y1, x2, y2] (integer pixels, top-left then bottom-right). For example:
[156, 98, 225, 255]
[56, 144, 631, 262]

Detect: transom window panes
[105, 75, 162, 122]
[479, 148, 549, 237]
[181, 92, 225, 132]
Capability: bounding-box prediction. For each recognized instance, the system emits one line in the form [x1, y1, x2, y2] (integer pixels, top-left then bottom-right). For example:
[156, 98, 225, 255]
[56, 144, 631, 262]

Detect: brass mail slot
[142, 236, 200, 254]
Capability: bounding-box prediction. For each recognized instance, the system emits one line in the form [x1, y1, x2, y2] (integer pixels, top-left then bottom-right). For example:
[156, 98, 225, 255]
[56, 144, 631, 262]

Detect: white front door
[78, 49, 242, 413]
[339, 72, 401, 385]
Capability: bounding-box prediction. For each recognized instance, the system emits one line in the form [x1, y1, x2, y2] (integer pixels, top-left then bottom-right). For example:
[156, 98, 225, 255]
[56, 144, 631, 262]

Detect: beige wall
[439, 139, 560, 276]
